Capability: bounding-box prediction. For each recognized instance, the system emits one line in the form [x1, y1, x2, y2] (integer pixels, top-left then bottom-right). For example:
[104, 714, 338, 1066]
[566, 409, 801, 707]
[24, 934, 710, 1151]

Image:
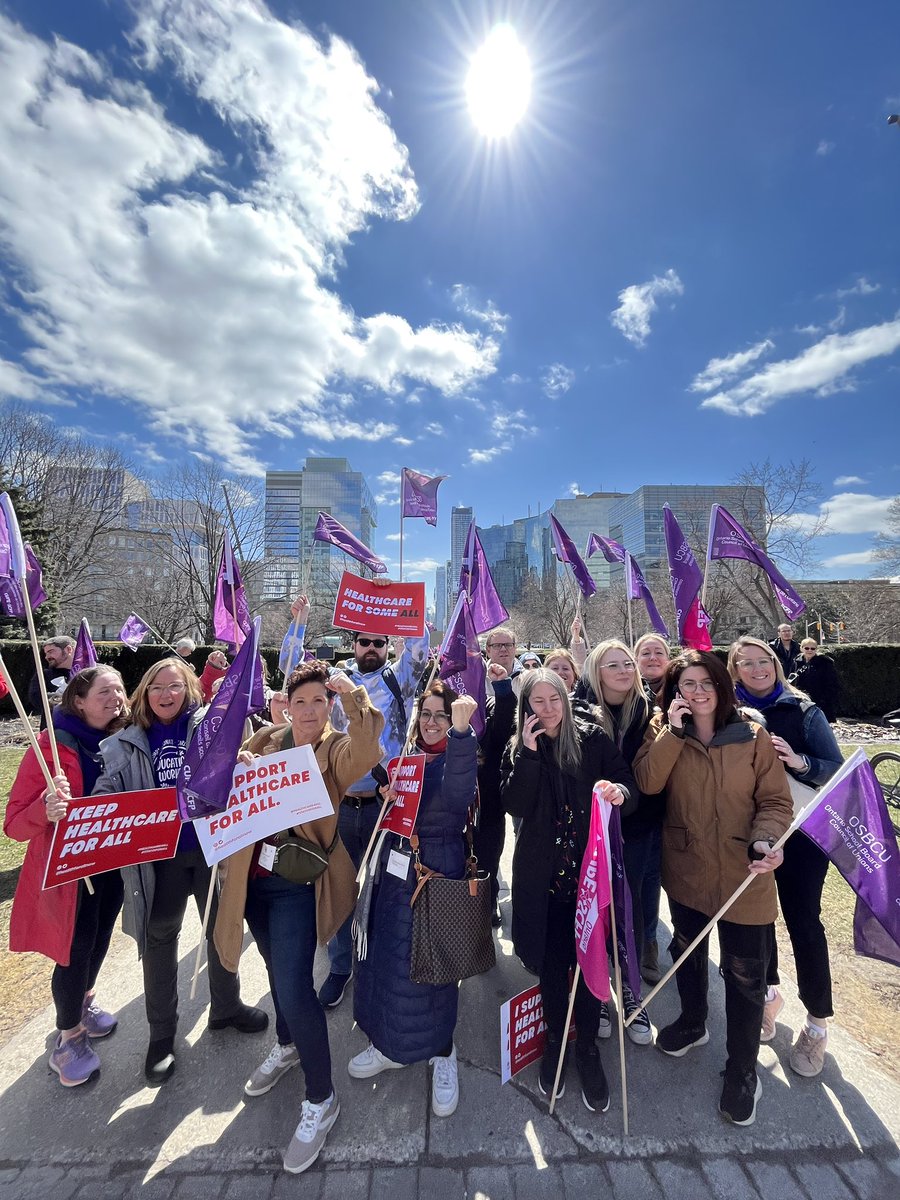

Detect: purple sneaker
[81, 997, 117, 1038]
[49, 1031, 100, 1087]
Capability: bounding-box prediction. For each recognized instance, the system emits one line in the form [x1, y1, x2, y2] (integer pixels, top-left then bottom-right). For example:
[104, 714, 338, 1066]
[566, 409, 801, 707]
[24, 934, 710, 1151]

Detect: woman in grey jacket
[94, 657, 266, 1084]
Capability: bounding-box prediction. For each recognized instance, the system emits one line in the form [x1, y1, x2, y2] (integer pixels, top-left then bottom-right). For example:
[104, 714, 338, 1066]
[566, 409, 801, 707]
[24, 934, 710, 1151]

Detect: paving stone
[560, 1162, 609, 1199]
[606, 1161, 663, 1200]
[0, 1172, 20, 1186]
[272, 1171, 323, 1200]
[5, 1166, 78, 1200]
[223, 1173, 274, 1200]
[701, 1158, 760, 1200]
[417, 1166, 465, 1200]
[651, 1162, 714, 1200]
[174, 1176, 239, 1200]
[467, 1166, 514, 1200]
[794, 1162, 854, 1200]
[77, 1178, 145, 1200]
[321, 1169, 372, 1200]
[123, 1175, 177, 1200]
[370, 1167, 419, 1200]
[836, 1158, 900, 1200]
[509, 1164, 562, 1200]
[742, 1163, 798, 1198]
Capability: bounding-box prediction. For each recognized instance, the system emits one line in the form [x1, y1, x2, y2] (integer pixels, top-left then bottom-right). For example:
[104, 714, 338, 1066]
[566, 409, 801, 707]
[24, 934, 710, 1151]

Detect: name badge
[386, 849, 410, 879]
[258, 842, 277, 872]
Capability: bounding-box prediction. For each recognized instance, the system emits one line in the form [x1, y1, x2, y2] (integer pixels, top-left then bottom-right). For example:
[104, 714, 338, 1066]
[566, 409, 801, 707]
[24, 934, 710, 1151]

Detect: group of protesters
[4, 608, 844, 1173]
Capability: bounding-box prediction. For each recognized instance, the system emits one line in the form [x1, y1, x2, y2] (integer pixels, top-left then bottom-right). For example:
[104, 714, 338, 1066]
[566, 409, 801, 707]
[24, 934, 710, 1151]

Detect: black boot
[575, 1040, 610, 1113]
[145, 1036, 175, 1086]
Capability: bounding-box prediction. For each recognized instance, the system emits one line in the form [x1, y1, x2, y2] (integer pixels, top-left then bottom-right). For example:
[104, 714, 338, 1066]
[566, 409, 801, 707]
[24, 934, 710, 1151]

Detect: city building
[434, 564, 447, 630]
[449, 505, 473, 602]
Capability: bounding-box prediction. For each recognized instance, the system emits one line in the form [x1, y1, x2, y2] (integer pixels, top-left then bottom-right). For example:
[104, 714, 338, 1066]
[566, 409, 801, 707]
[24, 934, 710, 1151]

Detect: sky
[1, 0, 898, 598]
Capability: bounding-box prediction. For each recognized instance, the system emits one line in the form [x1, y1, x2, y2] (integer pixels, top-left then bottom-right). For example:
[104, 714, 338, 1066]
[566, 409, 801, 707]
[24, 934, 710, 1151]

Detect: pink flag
[575, 791, 613, 1001]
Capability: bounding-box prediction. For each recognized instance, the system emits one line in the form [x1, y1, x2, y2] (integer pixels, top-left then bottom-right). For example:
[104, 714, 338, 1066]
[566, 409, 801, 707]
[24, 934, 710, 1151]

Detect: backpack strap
[381, 665, 407, 725]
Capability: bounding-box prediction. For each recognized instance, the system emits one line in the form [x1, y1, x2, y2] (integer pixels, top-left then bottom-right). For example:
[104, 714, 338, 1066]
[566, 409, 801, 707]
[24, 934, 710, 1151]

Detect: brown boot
[641, 939, 662, 986]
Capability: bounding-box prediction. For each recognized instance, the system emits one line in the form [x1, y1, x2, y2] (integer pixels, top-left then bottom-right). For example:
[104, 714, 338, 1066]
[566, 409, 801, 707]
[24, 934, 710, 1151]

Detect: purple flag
[438, 594, 486, 737]
[213, 531, 252, 649]
[800, 751, 900, 967]
[23, 545, 46, 609]
[549, 514, 597, 598]
[0, 492, 30, 618]
[401, 468, 446, 527]
[458, 521, 509, 635]
[624, 552, 669, 638]
[177, 617, 264, 821]
[119, 613, 151, 650]
[663, 505, 712, 650]
[586, 532, 626, 565]
[313, 512, 387, 575]
[707, 504, 806, 621]
[601, 801, 643, 1000]
[71, 618, 98, 673]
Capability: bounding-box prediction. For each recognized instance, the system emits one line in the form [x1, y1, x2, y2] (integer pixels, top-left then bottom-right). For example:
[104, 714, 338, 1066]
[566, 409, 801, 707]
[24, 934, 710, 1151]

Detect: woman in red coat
[4, 666, 129, 1087]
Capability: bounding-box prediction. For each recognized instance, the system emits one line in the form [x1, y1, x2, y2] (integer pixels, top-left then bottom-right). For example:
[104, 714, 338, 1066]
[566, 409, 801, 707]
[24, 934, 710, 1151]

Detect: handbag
[408, 810, 496, 986]
[272, 830, 339, 885]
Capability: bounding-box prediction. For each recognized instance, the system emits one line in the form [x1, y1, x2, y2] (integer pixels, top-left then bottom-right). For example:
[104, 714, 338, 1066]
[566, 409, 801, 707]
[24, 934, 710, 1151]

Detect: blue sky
[1, 0, 898, 595]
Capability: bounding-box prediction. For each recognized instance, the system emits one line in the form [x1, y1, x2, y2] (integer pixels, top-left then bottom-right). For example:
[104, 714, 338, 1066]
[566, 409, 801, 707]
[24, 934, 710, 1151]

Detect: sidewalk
[1, 838, 898, 1199]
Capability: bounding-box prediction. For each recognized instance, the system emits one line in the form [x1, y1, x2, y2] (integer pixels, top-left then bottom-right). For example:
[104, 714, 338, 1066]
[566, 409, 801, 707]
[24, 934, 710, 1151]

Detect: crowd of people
[4, 614, 846, 1172]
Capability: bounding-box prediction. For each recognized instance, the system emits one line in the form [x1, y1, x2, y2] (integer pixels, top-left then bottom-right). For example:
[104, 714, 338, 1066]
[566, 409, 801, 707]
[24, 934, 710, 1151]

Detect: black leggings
[767, 834, 833, 1019]
[539, 896, 604, 1046]
[52, 872, 124, 1030]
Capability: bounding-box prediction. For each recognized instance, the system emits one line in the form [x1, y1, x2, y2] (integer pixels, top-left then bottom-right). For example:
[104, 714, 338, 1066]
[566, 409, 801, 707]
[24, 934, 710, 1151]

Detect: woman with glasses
[633, 651, 792, 1126]
[501, 670, 635, 1114]
[94, 657, 267, 1085]
[348, 684, 479, 1121]
[789, 639, 840, 723]
[727, 636, 843, 1078]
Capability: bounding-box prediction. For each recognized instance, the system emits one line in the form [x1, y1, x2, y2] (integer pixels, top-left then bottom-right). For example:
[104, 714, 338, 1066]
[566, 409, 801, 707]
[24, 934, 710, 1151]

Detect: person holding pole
[727, 636, 843, 1076]
[92, 657, 267, 1085]
[632, 650, 792, 1126]
[500, 669, 635, 1113]
[5, 666, 129, 1087]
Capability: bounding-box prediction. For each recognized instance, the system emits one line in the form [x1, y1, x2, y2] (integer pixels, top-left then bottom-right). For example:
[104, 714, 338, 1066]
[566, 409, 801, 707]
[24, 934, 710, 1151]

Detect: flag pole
[131, 611, 180, 656]
[607, 870, 629, 1135]
[700, 504, 717, 613]
[548, 964, 579, 1116]
[399, 514, 404, 584]
[190, 869, 217, 1000]
[22, 598, 61, 775]
[0, 653, 56, 791]
[624, 556, 634, 647]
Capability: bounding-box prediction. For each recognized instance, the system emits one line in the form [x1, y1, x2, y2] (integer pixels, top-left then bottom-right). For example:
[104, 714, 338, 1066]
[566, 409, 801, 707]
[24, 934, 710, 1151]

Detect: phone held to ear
[523, 700, 543, 733]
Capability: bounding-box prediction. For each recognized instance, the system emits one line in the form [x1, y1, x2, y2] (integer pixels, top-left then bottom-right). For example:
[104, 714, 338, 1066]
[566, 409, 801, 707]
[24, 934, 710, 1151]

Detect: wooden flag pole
[0, 653, 56, 791]
[548, 965, 579, 1116]
[399, 513, 404, 584]
[22, 601, 62, 776]
[608, 876, 629, 1135]
[190, 870, 217, 1000]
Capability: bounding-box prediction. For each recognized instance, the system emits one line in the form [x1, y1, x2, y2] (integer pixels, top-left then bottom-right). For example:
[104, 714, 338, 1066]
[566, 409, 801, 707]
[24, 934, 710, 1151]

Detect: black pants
[52, 872, 124, 1030]
[539, 896, 603, 1046]
[767, 834, 833, 1019]
[669, 898, 771, 1079]
[473, 806, 506, 911]
[621, 828, 654, 967]
[143, 851, 242, 1040]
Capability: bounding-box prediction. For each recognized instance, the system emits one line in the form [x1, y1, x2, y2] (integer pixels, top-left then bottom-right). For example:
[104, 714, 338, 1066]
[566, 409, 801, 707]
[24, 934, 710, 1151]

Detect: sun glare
[466, 24, 531, 138]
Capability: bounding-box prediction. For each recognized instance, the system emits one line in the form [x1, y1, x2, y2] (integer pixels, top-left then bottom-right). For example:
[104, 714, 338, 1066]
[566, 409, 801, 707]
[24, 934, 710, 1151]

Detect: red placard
[332, 572, 426, 638]
[500, 983, 576, 1083]
[379, 755, 426, 838]
[43, 788, 181, 890]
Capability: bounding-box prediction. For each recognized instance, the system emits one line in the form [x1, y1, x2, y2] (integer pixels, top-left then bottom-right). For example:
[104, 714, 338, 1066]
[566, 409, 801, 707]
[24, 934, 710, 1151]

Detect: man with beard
[28, 636, 76, 729]
[317, 629, 430, 1008]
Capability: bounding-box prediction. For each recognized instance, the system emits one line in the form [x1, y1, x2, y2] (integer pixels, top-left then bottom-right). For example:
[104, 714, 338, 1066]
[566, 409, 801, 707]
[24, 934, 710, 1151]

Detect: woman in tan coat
[633, 651, 791, 1128]
[214, 661, 383, 1175]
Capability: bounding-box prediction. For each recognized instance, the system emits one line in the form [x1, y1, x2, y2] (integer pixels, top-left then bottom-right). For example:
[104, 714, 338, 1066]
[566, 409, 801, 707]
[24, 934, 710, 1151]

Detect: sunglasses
[356, 637, 387, 649]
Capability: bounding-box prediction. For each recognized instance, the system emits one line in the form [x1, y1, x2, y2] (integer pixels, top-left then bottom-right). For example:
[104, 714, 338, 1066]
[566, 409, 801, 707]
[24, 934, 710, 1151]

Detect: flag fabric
[707, 504, 806, 621]
[71, 618, 98, 673]
[586, 532, 626, 565]
[458, 521, 509, 635]
[800, 749, 900, 967]
[312, 512, 387, 575]
[0, 492, 30, 617]
[119, 613, 151, 650]
[401, 469, 446, 527]
[600, 798, 644, 1000]
[177, 617, 264, 821]
[549, 514, 597, 598]
[279, 618, 310, 676]
[663, 505, 712, 650]
[23, 545, 46, 610]
[624, 552, 669, 638]
[438, 594, 486, 737]
[575, 792, 613, 1000]
[213, 531, 252, 649]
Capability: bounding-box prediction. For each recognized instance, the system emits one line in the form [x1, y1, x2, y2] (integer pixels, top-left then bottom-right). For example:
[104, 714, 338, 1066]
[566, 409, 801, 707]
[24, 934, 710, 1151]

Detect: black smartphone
[523, 699, 543, 733]
[675, 688, 694, 726]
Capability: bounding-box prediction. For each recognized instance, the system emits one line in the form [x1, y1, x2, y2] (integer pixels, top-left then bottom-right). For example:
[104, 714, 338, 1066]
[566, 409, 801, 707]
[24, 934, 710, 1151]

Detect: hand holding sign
[44, 774, 71, 823]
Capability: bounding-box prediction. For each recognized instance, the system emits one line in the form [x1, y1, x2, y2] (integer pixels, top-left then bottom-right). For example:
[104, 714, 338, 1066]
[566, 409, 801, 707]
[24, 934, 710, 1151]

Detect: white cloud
[468, 446, 502, 464]
[449, 284, 508, 334]
[541, 364, 575, 398]
[384, 532, 401, 541]
[821, 550, 878, 568]
[836, 276, 880, 298]
[377, 470, 401, 486]
[610, 268, 683, 347]
[375, 492, 400, 507]
[491, 406, 531, 437]
[566, 481, 581, 497]
[700, 318, 900, 416]
[833, 475, 867, 487]
[404, 557, 442, 572]
[393, 435, 414, 446]
[794, 492, 899, 535]
[424, 422, 444, 436]
[816, 140, 835, 156]
[0, 5, 499, 472]
[690, 340, 774, 394]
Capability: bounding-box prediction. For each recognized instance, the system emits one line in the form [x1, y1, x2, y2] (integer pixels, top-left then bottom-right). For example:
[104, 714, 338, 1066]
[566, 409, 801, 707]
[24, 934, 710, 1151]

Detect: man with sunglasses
[318, 627, 430, 1008]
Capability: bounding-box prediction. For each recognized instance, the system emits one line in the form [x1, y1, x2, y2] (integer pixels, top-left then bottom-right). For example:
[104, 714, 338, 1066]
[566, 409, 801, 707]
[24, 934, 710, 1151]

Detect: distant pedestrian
[769, 624, 800, 673]
[790, 639, 840, 723]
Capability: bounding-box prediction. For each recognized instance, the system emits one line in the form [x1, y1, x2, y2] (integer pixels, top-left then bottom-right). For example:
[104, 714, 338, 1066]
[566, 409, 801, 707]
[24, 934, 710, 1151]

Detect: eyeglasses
[598, 660, 635, 672]
[148, 682, 187, 696]
[679, 680, 716, 694]
[356, 638, 387, 649]
[420, 710, 451, 725]
[737, 658, 775, 670]
[488, 642, 515, 650]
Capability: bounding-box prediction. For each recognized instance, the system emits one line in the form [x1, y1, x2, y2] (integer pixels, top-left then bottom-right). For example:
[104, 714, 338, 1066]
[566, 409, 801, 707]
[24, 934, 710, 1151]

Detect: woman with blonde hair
[94, 656, 266, 1085]
[726, 635, 842, 1077]
[542, 647, 580, 692]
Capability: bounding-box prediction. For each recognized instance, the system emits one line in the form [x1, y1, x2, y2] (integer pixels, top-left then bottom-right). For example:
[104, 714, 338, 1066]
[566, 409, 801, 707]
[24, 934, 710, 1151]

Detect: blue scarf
[53, 710, 108, 793]
[735, 680, 784, 710]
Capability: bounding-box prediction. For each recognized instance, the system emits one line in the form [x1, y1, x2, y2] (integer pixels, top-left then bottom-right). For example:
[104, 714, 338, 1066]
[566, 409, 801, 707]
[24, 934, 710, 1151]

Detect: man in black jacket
[770, 624, 800, 673]
[28, 635, 75, 729]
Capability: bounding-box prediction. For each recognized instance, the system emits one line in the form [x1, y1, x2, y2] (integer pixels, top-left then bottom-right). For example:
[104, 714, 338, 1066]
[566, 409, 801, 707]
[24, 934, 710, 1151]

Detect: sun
[465, 24, 532, 138]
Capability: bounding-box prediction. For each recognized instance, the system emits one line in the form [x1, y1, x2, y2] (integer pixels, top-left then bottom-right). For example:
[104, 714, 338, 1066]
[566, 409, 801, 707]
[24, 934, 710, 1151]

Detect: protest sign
[332, 572, 426, 638]
[194, 743, 333, 866]
[43, 788, 181, 890]
[379, 754, 426, 838]
[499, 983, 576, 1084]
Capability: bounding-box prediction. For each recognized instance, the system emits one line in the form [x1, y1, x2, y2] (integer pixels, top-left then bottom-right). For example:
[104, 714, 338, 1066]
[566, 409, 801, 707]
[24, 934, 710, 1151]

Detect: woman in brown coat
[633, 651, 791, 1128]
[214, 661, 383, 1175]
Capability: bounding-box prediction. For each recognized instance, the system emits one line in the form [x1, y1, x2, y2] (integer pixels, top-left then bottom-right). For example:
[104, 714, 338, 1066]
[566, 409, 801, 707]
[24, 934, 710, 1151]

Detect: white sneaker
[244, 1042, 300, 1097]
[283, 1092, 340, 1174]
[347, 1043, 406, 1079]
[429, 1045, 459, 1117]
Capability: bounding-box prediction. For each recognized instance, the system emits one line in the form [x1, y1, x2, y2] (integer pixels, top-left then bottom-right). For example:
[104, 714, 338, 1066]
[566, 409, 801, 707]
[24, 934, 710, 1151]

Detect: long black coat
[500, 721, 636, 973]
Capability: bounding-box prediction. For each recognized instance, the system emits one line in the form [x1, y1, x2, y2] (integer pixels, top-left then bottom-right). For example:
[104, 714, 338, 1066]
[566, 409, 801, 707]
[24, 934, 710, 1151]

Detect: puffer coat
[353, 728, 478, 1064]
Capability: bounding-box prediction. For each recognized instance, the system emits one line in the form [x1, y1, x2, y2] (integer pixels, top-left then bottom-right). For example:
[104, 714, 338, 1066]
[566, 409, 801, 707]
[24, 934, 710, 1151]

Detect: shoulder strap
[381, 665, 407, 724]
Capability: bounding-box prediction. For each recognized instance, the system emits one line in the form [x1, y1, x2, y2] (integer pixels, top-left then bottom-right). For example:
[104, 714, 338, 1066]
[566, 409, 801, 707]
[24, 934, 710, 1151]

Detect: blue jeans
[641, 825, 662, 946]
[245, 874, 332, 1103]
[327, 801, 381, 976]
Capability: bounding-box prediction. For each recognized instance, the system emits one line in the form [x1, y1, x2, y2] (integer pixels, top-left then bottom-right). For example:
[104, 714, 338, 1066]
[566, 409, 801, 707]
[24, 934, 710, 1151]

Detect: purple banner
[0, 492, 29, 617]
[624, 552, 669, 638]
[438, 594, 486, 737]
[313, 512, 387, 575]
[549, 514, 597, 598]
[663, 505, 712, 650]
[458, 521, 509, 635]
[401, 468, 446, 527]
[707, 505, 805, 620]
[586, 532, 626, 565]
[71, 618, 98, 673]
[213, 531, 252, 648]
[604, 802, 643, 1000]
[119, 613, 151, 650]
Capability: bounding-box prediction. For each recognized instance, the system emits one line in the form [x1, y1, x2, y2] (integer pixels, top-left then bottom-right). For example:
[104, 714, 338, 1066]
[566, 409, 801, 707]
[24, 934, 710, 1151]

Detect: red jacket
[4, 732, 83, 965]
[198, 661, 227, 703]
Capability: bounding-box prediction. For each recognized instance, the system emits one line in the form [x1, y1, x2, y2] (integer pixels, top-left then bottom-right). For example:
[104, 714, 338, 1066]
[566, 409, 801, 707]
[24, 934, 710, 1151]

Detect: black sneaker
[317, 972, 352, 1009]
[491, 909, 503, 928]
[719, 1069, 762, 1126]
[144, 1036, 175, 1086]
[575, 1042, 610, 1113]
[208, 1003, 269, 1034]
[656, 1017, 710, 1057]
[538, 1040, 567, 1099]
[622, 985, 652, 1046]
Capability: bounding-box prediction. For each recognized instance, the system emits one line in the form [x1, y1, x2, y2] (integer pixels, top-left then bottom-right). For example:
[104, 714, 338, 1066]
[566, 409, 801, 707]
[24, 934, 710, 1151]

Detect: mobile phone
[523, 699, 543, 733]
[674, 688, 693, 725]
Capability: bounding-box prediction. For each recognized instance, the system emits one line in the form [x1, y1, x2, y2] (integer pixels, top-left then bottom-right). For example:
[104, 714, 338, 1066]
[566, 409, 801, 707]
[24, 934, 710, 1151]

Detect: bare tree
[872, 497, 900, 576]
